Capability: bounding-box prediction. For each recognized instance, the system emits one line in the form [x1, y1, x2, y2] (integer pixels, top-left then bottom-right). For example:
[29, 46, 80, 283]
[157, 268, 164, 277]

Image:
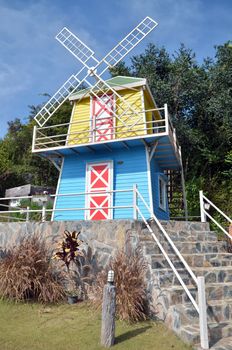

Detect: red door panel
[92, 95, 114, 142]
[86, 162, 112, 220]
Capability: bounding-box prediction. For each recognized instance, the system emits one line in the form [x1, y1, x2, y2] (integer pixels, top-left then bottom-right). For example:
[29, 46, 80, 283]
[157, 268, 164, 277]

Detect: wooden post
[101, 271, 116, 348]
[197, 276, 209, 349]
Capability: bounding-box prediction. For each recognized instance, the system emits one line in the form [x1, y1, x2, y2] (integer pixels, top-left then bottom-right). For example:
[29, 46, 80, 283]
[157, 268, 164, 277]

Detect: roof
[69, 76, 147, 101]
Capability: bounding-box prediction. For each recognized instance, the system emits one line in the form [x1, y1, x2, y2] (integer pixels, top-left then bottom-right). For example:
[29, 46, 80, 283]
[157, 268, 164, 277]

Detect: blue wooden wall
[53, 146, 153, 221]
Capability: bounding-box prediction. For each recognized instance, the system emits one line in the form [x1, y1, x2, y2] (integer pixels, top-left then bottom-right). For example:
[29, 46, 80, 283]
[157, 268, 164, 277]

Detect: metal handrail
[35, 121, 166, 141]
[34, 120, 167, 148]
[0, 188, 134, 221]
[136, 188, 209, 349]
[136, 205, 199, 311]
[35, 124, 166, 147]
[136, 189, 198, 286]
[35, 107, 166, 131]
[32, 105, 172, 150]
[0, 188, 133, 202]
[200, 190, 232, 239]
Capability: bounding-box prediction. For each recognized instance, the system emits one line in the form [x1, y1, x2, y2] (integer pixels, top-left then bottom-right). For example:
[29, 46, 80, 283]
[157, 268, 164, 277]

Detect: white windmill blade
[56, 27, 99, 68]
[97, 17, 158, 75]
[84, 74, 144, 128]
[34, 67, 86, 127]
[34, 16, 158, 127]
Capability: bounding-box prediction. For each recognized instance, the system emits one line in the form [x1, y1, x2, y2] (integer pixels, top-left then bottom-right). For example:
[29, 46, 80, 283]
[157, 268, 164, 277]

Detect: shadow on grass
[115, 325, 152, 344]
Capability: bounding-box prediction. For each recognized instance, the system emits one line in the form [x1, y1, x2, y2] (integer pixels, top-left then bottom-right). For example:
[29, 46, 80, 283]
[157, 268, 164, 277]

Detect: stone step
[144, 240, 227, 255]
[140, 229, 219, 243]
[152, 266, 232, 287]
[210, 336, 232, 350]
[180, 323, 232, 348]
[174, 299, 232, 325]
[156, 220, 210, 232]
[150, 253, 232, 269]
[157, 282, 232, 305]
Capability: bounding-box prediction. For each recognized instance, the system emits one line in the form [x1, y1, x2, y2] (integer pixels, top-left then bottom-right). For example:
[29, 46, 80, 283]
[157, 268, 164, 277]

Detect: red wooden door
[86, 161, 113, 220]
[92, 95, 114, 142]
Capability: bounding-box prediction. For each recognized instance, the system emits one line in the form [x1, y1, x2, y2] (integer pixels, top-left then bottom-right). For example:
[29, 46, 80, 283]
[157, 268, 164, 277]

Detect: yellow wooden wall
[143, 92, 161, 134]
[68, 98, 90, 145]
[115, 88, 144, 138]
[67, 88, 156, 145]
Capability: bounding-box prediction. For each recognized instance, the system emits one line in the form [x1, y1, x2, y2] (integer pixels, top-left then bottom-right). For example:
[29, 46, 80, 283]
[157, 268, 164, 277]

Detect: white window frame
[158, 176, 167, 211]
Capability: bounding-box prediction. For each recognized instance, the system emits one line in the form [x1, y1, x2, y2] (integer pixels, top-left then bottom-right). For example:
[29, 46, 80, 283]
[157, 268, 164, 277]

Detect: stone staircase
[138, 220, 232, 349]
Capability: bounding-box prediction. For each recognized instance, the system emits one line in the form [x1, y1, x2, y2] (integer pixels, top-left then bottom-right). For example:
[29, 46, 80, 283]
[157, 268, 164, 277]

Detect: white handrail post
[42, 204, 46, 222]
[197, 276, 209, 349]
[133, 184, 138, 220]
[26, 206, 30, 222]
[199, 190, 206, 222]
[164, 103, 169, 134]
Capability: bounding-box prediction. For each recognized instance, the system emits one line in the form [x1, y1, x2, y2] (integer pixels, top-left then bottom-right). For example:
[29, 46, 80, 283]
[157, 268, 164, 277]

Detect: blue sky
[0, 0, 231, 138]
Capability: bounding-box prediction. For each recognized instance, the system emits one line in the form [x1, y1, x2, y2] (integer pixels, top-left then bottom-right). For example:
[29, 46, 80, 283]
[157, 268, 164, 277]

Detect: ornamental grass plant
[92, 247, 148, 322]
[0, 234, 65, 303]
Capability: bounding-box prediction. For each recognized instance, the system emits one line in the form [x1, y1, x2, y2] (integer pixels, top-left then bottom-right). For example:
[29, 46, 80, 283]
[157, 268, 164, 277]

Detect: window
[159, 176, 167, 211]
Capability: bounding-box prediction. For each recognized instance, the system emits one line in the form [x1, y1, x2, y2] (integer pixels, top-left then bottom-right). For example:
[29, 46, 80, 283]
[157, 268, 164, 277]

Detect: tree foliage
[0, 100, 72, 197]
[111, 42, 232, 216]
[0, 42, 231, 217]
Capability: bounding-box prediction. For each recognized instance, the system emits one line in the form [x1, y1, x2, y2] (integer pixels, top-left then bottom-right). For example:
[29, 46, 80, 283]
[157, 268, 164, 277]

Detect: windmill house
[13, 18, 232, 349]
[32, 18, 186, 221]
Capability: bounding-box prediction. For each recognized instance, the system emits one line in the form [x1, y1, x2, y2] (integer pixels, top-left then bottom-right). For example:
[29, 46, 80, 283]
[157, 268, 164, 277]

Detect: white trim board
[145, 146, 154, 214]
[51, 157, 64, 221]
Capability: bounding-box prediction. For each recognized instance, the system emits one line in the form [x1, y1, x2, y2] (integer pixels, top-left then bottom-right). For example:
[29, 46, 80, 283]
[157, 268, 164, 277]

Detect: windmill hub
[88, 67, 97, 77]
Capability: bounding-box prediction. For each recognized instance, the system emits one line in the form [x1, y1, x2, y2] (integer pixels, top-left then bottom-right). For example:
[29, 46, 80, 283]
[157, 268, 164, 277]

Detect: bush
[0, 234, 65, 303]
[92, 247, 148, 322]
[53, 230, 95, 299]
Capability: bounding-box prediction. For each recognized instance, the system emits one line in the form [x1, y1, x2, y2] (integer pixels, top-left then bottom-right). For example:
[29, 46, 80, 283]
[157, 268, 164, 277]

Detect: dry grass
[0, 234, 65, 303]
[92, 247, 148, 322]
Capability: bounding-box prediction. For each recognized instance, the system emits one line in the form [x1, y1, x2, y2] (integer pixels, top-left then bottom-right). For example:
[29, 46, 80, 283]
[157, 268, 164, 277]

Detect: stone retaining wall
[0, 220, 143, 268]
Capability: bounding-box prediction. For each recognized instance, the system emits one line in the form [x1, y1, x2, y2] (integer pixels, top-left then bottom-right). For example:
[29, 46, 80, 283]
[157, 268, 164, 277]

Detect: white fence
[0, 188, 136, 222]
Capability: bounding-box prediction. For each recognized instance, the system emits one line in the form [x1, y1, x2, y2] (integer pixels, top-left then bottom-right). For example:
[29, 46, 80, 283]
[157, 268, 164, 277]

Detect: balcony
[32, 105, 181, 169]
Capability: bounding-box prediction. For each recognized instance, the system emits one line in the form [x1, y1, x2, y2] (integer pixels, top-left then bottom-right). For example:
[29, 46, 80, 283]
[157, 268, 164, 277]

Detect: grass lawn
[0, 300, 192, 350]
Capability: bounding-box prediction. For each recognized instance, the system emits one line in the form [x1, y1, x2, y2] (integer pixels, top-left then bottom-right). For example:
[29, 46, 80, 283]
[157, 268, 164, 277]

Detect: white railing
[135, 189, 209, 349]
[200, 190, 232, 239]
[0, 188, 135, 222]
[32, 105, 178, 153]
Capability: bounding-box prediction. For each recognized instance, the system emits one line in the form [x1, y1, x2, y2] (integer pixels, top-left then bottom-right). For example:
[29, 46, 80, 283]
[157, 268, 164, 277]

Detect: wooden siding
[150, 157, 170, 220]
[53, 146, 151, 221]
[115, 88, 145, 138]
[68, 98, 90, 145]
[67, 88, 147, 145]
[143, 90, 160, 135]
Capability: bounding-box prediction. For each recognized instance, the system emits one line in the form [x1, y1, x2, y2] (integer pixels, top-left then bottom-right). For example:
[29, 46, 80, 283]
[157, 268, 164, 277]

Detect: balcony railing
[32, 105, 180, 156]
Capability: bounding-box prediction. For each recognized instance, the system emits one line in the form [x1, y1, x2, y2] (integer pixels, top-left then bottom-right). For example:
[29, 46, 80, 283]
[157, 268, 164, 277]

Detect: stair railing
[135, 188, 209, 349]
[199, 190, 232, 239]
